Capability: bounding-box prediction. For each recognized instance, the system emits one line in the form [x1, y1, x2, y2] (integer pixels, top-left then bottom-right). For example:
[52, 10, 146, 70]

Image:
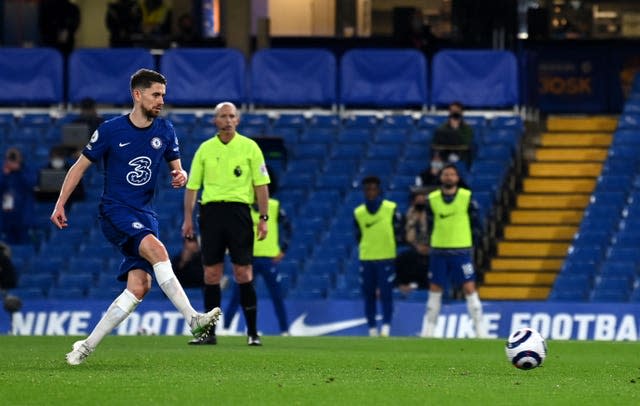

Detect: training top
[82, 115, 180, 213]
[354, 200, 397, 260]
[186, 133, 270, 204]
[428, 188, 472, 248]
[252, 198, 281, 257]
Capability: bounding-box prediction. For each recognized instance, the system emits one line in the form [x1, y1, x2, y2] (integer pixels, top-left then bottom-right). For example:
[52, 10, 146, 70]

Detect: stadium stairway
[479, 115, 618, 300]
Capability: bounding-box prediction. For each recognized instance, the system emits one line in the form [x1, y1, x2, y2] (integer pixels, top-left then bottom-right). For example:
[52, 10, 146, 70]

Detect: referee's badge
[259, 164, 269, 177]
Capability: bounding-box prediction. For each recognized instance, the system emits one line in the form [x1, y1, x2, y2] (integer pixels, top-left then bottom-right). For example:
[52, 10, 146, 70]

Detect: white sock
[466, 291, 485, 338]
[368, 327, 378, 337]
[421, 291, 442, 338]
[153, 260, 197, 320]
[85, 289, 140, 349]
[380, 324, 390, 337]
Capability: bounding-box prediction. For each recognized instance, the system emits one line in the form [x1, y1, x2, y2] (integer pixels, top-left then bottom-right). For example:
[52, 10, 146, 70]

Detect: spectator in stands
[140, 0, 172, 41]
[432, 101, 474, 166]
[74, 98, 104, 137]
[183, 101, 270, 346]
[38, 0, 81, 56]
[395, 192, 429, 295]
[354, 176, 402, 337]
[50, 68, 220, 365]
[0, 148, 36, 244]
[0, 241, 17, 294]
[174, 13, 198, 46]
[223, 167, 292, 336]
[106, 0, 143, 47]
[420, 164, 485, 338]
[170, 235, 204, 289]
[35, 146, 85, 203]
[417, 152, 445, 187]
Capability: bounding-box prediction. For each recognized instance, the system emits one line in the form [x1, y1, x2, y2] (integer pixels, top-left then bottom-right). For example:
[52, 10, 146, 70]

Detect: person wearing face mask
[353, 176, 402, 337]
[432, 101, 474, 167]
[35, 146, 85, 203]
[395, 192, 430, 295]
[420, 164, 485, 339]
[0, 148, 37, 244]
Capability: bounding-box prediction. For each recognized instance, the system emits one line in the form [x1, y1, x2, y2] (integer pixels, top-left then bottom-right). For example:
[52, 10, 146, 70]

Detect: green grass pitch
[0, 336, 638, 405]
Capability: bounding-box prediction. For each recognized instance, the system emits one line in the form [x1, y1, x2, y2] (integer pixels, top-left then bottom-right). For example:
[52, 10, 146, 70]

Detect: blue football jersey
[82, 115, 180, 212]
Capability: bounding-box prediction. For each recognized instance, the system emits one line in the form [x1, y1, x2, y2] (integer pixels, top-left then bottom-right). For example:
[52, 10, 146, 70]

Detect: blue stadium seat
[68, 48, 154, 104]
[301, 128, 337, 144]
[330, 144, 366, 160]
[292, 143, 328, 160]
[337, 128, 373, 144]
[315, 174, 353, 190]
[57, 273, 94, 289]
[273, 113, 307, 129]
[308, 114, 340, 129]
[598, 261, 638, 280]
[48, 287, 85, 299]
[366, 144, 403, 159]
[374, 128, 409, 144]
[19, 273, 55, 290]
[250, 49, 337, 107]
[431, 50, 519, 108]
[8, 287, 47, 300]
[417, 115, 447, 129]
[340, 49, 427, 108]
[590, 289, 630, 302]
[0, 48, 63, 105]
[489, 116, 524, 130]
[160, 48, 246, 105]
[381, 114, 415, 129]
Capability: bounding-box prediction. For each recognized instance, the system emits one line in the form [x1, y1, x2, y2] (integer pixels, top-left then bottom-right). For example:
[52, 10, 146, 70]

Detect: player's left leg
[234, 263, 260, 345]
[376, 260, 395, 337]
[360, 261, 378, 336]
[258, 257, 289, 334]
[454, 253, 485, 338]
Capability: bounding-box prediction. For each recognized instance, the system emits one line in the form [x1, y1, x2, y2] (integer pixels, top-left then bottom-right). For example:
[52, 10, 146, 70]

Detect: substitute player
[420, 164, 485, 338]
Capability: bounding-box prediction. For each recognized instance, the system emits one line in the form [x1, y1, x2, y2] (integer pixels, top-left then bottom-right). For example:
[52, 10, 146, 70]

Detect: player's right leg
[420, 252, 446, 338]
[360, 261, 378, 336]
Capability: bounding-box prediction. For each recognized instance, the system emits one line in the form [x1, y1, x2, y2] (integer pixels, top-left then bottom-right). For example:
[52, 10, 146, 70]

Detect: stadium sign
[1, 299, 639, 340]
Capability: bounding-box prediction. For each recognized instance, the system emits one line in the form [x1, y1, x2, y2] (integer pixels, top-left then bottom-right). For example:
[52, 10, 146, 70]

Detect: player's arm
[182, 188, 198, 239]
[254, 184, 269, 240]
[50, 154, 92, 229]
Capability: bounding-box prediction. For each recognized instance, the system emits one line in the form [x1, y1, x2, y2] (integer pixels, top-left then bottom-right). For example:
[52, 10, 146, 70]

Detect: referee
[183, 102, 270, 346]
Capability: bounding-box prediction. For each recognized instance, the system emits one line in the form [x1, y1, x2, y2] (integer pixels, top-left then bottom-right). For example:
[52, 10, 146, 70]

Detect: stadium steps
[480, 115, 614, 301]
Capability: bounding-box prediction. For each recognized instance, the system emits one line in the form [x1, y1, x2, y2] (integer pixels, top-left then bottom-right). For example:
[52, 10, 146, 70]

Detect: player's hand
[171, 169, 188, 188]
[50, 206, 68, 229]
[182, 220, 195, 240]
[273, 252, 285, 264]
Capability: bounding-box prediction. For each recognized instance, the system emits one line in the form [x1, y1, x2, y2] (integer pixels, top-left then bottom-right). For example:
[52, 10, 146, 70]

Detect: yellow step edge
[510, 209, 583, 225]
[547, 116, 618, 132]
[483, 272, 557, 285]
[478, 286, 550, 300]
[523, 178, 595, 193]
[503, 225, 577, 241]
[497, 241, 570, 257]
[535, 148, 608, 162]
[491, 258, 564, 271]
[540, 134, 612, 147]
[517, 194, 591, 209]
[529, 162, 603, 177]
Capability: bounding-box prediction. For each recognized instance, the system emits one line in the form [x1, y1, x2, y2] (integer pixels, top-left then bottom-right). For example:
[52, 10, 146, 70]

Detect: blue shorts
[99, 203, 158, 281]
[428, 249, 476, 289]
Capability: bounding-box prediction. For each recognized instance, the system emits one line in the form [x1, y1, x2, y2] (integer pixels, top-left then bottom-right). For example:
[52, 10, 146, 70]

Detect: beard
[442, 182, 456, 190]
[142, 104, 160, 120]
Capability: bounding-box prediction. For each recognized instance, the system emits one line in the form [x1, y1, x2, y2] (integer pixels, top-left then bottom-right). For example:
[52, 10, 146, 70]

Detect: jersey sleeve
[82, 127, 108, 162]
[163, 121, 180, 162]
[185, 145, 204, 190]
[250, 141, 270, 187]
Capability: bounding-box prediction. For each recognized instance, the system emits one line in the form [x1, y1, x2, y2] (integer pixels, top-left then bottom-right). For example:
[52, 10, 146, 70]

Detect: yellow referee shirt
[186, 132, 270, 204]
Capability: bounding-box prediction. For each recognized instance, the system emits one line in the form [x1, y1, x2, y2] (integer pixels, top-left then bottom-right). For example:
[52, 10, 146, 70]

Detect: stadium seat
[160, 48, 246, 105]
[8, 287, 47, 300]
[48, 287, 85, 299]
[340, 49, 427, 108]
[250, 49, 337, 107]
[381, 114, 415, 129]
[68, 48, 154, 104]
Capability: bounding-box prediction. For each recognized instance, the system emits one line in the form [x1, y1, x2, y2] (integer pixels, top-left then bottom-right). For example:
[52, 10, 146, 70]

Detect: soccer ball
[505, 327, 547, 370]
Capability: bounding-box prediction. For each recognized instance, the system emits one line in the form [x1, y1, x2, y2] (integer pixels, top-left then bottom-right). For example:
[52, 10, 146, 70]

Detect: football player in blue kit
[51, 69, 221, 365]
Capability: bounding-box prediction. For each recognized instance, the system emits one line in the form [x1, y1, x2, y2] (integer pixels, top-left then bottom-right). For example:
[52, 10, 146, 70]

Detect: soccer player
[420, 163, 485, 338]
[50, 69, 221, 365]
[353, 176, 402, 337]
[183, 101, 270, 346]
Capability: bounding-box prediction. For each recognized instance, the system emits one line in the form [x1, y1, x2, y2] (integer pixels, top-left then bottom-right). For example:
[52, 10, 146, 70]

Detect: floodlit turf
[0, 336, 638, 405]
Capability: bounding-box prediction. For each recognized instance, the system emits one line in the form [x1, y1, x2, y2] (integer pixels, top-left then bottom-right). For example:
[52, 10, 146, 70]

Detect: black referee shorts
[199, 202, 254, 266]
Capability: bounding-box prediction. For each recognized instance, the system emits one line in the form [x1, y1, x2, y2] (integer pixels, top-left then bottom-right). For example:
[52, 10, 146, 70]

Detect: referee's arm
[254, 184, 269, 240]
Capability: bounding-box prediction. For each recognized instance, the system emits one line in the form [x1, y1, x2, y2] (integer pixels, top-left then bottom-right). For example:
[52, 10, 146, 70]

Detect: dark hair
[440, 163, 459, 176]
[450, 101, 464, 111]
[130, 69, 166, 90]
[362, 175, 381, 186]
